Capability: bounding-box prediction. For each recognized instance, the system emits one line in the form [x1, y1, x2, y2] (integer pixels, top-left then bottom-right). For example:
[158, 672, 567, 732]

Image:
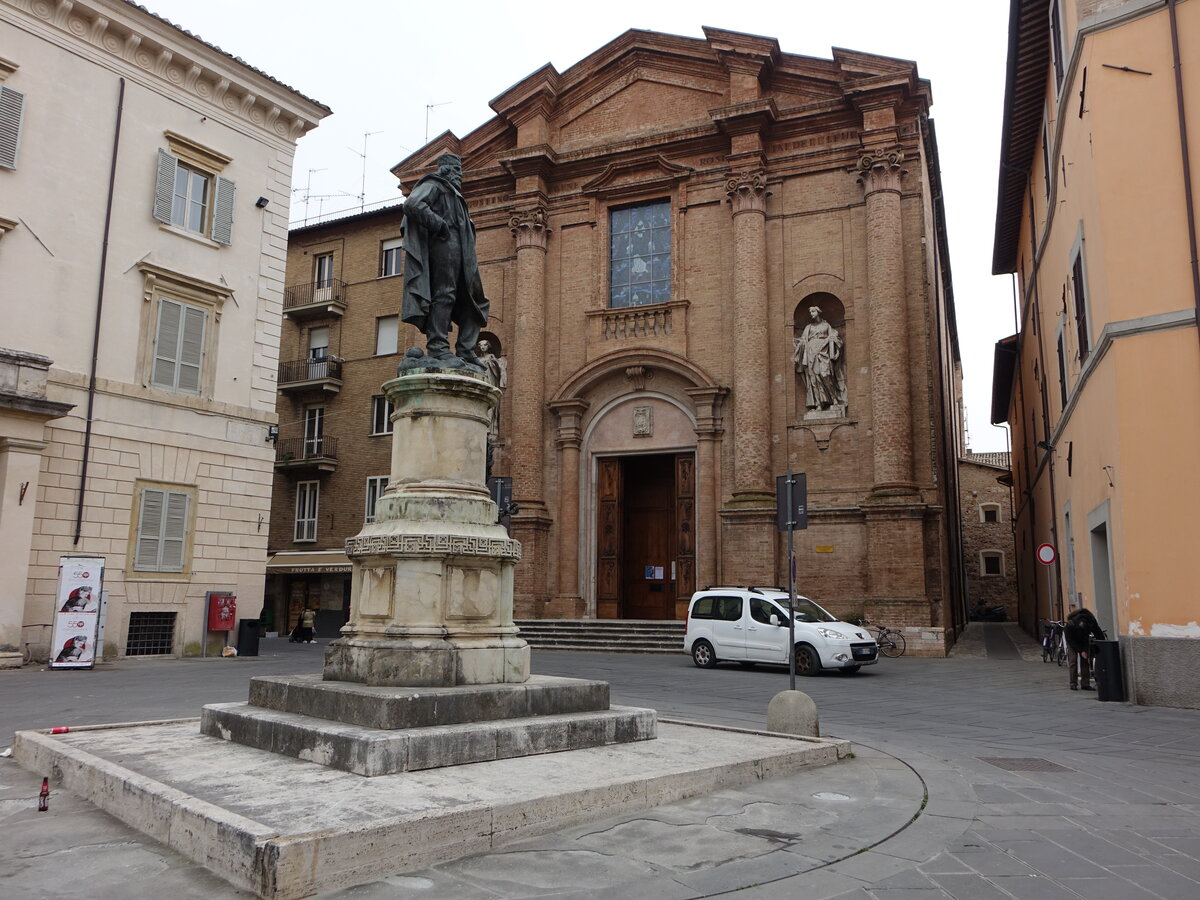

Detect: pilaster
[550, 398, 588, 616]
[856, 148, 916, 496]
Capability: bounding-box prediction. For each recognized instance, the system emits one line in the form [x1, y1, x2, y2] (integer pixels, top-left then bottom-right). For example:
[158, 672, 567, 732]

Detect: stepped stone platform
[14, 717, 849, 900]
[515, 619, 686, 654]
[200, 674, 654, 776]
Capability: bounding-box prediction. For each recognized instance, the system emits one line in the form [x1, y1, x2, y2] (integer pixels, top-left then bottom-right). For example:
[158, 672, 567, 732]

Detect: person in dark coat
[400, 152, 489, 368]
[1064, 606, 1106, 690]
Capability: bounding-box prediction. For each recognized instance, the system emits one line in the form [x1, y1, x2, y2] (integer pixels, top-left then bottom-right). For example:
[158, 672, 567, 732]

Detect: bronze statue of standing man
[400, 152, 489, 371]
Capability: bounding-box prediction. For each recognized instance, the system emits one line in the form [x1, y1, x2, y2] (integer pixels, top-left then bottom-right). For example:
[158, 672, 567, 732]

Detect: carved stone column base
[324, 634, 529, 688]
[330, 371, 529, 687]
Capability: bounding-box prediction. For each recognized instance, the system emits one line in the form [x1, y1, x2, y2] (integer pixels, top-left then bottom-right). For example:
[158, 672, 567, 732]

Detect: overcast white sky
[143, 0, 1017, 453]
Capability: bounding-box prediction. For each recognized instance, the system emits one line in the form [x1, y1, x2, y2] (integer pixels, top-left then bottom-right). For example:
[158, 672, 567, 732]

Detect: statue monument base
[201, 369, 653, 775]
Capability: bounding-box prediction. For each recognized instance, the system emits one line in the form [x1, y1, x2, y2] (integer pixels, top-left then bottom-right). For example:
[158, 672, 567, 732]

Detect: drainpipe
[74, 77, 124, 544]
[1168, 1, 1200, 356]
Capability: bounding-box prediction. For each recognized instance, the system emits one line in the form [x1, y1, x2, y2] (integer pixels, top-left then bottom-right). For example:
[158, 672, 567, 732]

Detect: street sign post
[776, 472, 807, 691]
[1036, 543, 1058, 621]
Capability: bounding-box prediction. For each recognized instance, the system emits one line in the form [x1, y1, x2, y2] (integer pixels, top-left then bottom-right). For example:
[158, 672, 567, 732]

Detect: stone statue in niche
[794, 306, 847, 417]
[476, 338, 506, 437]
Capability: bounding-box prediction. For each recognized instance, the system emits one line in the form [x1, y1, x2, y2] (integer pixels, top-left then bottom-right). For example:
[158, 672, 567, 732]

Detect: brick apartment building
[268, 27, 967, 653]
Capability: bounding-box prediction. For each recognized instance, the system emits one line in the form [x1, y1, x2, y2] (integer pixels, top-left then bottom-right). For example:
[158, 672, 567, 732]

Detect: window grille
[125, 611, 177, 656]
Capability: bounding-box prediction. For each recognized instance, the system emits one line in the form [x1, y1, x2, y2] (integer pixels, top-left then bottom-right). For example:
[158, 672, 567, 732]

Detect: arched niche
[792, 292, 848, 420]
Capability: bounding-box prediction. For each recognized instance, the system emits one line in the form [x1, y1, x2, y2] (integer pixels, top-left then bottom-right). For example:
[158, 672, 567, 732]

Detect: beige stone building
[992, 0, 1200, 705]
[959, 452, 1018, 621]
[0, 0, 328, 663]
[270, 27, 967, 653]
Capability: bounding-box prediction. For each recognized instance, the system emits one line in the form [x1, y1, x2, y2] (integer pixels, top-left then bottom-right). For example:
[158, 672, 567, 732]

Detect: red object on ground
[50, 726, 69, 734]
[38, 777, 49, 812]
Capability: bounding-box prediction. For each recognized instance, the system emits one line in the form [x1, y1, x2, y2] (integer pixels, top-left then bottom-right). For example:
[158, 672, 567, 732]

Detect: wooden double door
[596, 452, 695, 620]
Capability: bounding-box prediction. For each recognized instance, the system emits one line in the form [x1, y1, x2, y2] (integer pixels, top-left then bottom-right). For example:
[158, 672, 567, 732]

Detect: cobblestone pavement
[2, 625, 1198, 899]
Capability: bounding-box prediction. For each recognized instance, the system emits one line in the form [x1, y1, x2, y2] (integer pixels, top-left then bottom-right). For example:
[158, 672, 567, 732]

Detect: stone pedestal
[323, 370, 530, 687]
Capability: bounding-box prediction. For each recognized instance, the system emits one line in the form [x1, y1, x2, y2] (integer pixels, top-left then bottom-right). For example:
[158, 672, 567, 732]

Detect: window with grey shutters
[152, 298, 206, 393]
[153, 148, 235, 244]
[0, 86, 23, 170]
[134, 488, 190, 573]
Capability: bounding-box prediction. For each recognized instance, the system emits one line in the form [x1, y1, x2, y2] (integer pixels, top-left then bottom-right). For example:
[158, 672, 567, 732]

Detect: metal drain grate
[978, 757, 1073, 772]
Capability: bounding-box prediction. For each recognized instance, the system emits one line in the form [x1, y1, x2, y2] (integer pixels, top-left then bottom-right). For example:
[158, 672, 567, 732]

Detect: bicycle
[870, 624, 906, 658]
[1041, 620, 1067, 666]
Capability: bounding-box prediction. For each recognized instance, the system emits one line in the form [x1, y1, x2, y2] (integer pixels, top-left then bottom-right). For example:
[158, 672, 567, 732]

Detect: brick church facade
[271, 28, 966, 653]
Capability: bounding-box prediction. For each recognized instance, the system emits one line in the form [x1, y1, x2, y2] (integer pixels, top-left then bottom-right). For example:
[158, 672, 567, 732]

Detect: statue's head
[436, 152, 463, 187]
[808, 306, 822, 319]
[477, 339, 491, 354]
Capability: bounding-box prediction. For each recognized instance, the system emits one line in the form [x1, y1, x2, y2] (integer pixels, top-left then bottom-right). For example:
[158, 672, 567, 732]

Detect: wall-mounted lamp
[266, 424, 279, 443]
[255, 196, 270, 209]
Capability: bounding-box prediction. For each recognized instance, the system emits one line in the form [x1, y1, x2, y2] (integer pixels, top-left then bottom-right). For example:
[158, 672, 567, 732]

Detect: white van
[683, 587, 878, 674]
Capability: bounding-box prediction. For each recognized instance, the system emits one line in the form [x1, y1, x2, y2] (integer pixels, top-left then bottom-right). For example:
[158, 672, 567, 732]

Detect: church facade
[366, 28, 963, 651]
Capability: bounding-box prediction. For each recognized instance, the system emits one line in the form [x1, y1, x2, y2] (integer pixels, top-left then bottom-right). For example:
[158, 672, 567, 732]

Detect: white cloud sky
[143, 0, 1017, 453]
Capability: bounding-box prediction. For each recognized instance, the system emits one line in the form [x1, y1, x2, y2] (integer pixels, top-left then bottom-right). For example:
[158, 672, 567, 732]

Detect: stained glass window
[609, 201, 670, 308]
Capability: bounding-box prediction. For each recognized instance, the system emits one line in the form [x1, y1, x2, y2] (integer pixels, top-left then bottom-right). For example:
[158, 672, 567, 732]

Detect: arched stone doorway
[549, 352, 725, 620]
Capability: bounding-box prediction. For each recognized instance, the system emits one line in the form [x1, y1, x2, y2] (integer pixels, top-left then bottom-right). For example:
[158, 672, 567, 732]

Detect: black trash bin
[236, 618, 260, 657]
[1091, 639, 1124, 702]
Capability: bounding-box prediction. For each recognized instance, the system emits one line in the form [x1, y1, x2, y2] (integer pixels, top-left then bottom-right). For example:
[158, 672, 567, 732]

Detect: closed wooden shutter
[161, 492, 189, 571]
[153, 149, 177, 224]
[0, 86, 23, 170]
[177, 305, 206, 393]
[152, 299, 182, 388]
[152, 299, 205, 393]
[134, 488, 189, 572]
[212, 175, 235, 244]
[135, 489, 164, 570]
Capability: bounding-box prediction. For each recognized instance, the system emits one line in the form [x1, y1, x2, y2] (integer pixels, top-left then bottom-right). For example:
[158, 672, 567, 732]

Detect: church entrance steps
[515, 619, 686, 654]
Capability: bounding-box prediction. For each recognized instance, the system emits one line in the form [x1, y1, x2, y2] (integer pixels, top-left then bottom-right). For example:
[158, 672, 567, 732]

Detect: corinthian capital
[725, 171, 770, 215]
[854, 149, 906, 195]
[509, 207, 551, 251]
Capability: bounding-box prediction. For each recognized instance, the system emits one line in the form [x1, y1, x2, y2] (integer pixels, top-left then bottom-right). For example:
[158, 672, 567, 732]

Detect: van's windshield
[769, 597, 837, 623]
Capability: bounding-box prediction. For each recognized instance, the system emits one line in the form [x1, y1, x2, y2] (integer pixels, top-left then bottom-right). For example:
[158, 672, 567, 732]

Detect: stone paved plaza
[2, 624, 1199, 898]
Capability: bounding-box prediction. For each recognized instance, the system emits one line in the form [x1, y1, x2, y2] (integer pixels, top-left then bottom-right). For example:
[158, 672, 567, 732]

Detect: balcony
[278, 357, 343, 397]
[584, 299, 688, 362]
[274, 436, 339, 475]
[283, 280, 347, 320]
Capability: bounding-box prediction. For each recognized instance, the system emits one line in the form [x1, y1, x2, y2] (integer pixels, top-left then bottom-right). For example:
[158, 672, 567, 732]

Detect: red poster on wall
[207, 593, 237, 632]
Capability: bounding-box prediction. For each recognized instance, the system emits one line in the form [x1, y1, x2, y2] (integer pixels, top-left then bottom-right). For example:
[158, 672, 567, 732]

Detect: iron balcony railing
[283, 279, 347, 310]
[275, 436, 338, 463]
[278, 356, 343, 385]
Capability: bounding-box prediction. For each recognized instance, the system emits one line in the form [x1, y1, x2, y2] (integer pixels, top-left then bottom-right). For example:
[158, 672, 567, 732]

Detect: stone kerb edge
[12, 728, 276, 894]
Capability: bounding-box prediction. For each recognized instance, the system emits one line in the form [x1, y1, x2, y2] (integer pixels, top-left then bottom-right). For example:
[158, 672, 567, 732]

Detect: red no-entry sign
[1036, 543, 1057, 566]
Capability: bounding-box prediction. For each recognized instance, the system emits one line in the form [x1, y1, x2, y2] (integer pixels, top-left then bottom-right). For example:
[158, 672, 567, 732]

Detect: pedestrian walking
[1064, 605, 1105, 691]
[299, 607, 317, 644]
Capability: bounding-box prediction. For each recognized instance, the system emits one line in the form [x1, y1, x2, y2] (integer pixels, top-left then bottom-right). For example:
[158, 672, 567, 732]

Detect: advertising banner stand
[49, 557, 105, 670]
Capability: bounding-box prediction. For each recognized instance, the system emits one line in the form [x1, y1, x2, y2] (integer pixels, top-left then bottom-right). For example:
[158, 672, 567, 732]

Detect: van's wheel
[691, 640, 717, 668]
[794, 643, 820, 676]
[837, 665, 862, 675]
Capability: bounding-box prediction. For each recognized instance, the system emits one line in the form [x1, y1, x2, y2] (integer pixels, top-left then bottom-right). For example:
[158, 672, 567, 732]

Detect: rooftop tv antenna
[426, 101, 451, 143]
[349, 130, 383, 213]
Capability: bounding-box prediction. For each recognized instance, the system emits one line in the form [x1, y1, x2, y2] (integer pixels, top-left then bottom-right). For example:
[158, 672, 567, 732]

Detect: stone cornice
[0, 55, 17, 80]
[1, 0, 328, 141]
[0, 216, 18, 239]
